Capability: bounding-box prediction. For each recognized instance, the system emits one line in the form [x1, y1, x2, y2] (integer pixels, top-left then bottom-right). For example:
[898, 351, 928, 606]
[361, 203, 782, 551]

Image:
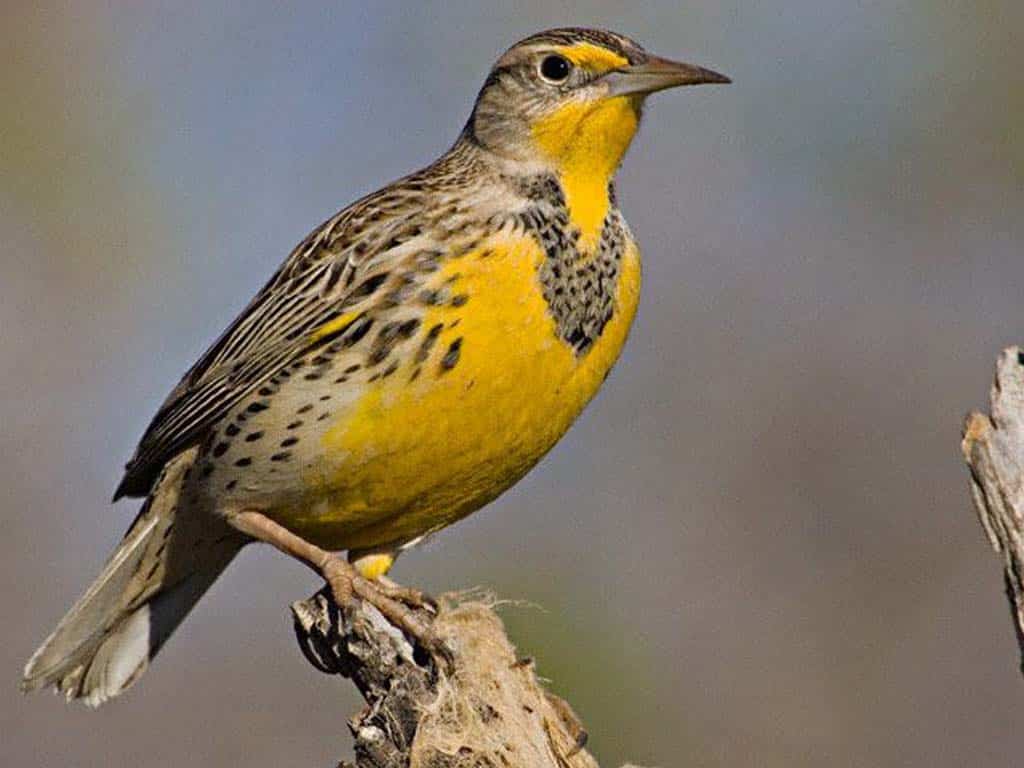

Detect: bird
[22, 27, 728, 706]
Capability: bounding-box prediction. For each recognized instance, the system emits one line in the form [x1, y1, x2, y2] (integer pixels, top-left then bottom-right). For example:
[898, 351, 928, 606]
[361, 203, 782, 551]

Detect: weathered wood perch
[962, 345, 1024, 674]
[291, 588, 621, 768]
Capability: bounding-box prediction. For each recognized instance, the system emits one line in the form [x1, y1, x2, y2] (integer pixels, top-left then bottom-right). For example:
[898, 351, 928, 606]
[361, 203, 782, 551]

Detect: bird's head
[465, 27, 730, 175]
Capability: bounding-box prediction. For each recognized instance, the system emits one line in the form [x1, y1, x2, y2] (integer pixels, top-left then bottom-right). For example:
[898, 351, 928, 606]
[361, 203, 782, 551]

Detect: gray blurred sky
[3, 1, 1024, 766]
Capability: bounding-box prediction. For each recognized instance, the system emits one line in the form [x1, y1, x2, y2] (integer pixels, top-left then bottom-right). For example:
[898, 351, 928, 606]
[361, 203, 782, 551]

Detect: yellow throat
[530, 46, 639, 251]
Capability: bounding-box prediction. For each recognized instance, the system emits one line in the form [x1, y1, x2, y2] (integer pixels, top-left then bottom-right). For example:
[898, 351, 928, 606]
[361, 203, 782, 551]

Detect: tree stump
[291, 589, 608, 768]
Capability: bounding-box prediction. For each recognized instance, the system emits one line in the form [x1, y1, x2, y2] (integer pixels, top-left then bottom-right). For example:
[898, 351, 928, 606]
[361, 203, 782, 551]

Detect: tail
[21, 448, 244, 707]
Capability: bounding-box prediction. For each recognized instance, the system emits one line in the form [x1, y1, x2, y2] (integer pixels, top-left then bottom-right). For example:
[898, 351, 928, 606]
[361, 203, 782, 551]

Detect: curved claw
[419, 631, 455, 676]
[375, 577, 439, 614]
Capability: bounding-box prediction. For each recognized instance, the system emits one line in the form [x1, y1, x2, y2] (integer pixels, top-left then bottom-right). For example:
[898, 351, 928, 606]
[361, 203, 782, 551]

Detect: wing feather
[114, 202, 428, 499]
[114, 145, 489, 499]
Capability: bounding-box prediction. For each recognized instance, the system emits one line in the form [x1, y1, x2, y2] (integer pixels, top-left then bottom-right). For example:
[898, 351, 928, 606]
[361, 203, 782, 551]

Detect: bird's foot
[227, 511, 454, 674]
[322, 558, 454, 674]
[375, 575, 439, 614]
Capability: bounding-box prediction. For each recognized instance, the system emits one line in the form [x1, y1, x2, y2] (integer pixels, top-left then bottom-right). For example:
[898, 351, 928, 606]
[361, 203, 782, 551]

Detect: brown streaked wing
[113, 189, 434, 500]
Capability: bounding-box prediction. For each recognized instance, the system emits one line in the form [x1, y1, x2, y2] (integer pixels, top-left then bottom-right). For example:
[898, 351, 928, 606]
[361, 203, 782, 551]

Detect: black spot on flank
[317, 412, 331, 421]
[352, 272, 388, 299]
[225, 480, 237, 491]
[451, 294, 469, 307]
[270, 452, 292, 462]
[345, 316, 374, 346]
[382, 287, 412, 307]
[440, 338, 462, 372]
[234, 457, 252, 467]
[1019, 350, 1024, 367]
[344, 364, 361, 374]
[381, 361, 399, 379]
[247, 401, 269, 414]
[379, 320, 403, 340]
[280, 436, 299, 448]
[334, 376, 348, 384]
[287, 420, 303, 430]
[258, 386, 276, 397]
[417, 323, 444, 363]
[367, 319, 414, 366]
[201, 465, 215, 477]
[303, 371, 323, 381]
[297, 403, 314, 414]
[319, 394, 332, 401]
[212, 442, 230, 458]
[410, 366, 421, 382]
[418, 289, 443, 305]
[245, 431, 264, 442]
[225, 423, 241, 437]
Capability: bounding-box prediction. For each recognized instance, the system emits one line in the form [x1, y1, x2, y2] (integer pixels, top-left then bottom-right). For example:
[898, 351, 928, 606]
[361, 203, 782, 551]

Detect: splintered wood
[962, 346, 1024, 673]
[291, 590, 603, 768]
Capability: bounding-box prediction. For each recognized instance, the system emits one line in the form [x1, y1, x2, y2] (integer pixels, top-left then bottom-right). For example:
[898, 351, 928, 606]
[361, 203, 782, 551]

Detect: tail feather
[22, 448, 242, 706]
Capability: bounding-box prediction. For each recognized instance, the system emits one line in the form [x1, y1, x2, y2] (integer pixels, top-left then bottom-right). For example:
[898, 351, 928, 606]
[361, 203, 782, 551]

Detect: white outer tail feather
[21, 448, 242, 706]
[79, 602, 153, 708]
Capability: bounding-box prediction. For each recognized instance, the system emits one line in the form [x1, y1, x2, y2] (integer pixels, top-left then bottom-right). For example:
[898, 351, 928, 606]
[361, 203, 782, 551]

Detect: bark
[962, 345, 1024, 674]
[291, 588, 629, 768]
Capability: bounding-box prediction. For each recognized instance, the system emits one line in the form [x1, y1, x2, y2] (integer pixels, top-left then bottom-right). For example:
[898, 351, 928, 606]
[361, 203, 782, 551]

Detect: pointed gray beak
[603, 55, 731, 97]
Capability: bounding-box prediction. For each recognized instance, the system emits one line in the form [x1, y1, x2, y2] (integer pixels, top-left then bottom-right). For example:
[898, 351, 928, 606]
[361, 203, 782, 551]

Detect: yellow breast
[284, 232, 640, 551]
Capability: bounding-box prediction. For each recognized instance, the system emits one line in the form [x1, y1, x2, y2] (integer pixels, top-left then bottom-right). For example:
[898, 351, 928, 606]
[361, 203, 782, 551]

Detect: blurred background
[3, 1, 1022, 766]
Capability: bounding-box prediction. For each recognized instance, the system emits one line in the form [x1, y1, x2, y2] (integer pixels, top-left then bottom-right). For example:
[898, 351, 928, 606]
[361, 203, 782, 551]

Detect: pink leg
[229, 510, 452, 671]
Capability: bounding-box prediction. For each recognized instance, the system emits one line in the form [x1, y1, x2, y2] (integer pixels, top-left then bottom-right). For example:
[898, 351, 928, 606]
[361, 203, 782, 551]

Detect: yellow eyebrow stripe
[309, 310, 361, 343]
[554, 42, 628, 73]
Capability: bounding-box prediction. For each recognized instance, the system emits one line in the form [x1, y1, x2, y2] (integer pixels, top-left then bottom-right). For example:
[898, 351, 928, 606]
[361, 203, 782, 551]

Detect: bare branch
[962, 345, 1024, 674]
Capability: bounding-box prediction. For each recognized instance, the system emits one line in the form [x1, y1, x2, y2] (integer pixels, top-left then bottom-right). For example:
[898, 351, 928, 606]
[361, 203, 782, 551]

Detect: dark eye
[539, 54, 571, 83]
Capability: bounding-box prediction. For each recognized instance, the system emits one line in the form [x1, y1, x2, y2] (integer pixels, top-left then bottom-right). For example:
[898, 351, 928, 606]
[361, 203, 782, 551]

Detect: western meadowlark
[23, 27, 728, 705]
